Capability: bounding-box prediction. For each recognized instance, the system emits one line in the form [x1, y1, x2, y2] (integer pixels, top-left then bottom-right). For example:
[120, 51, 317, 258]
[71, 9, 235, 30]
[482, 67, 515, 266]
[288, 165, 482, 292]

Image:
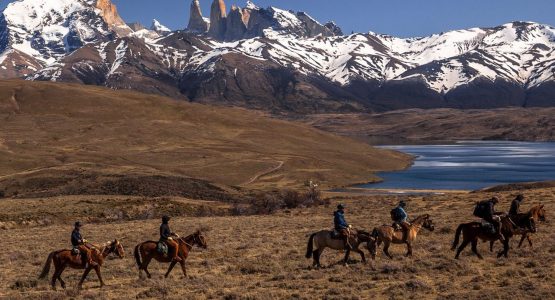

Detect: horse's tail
[305, 233, 317, 259]
[452, 224, 464, 251]
[134, 244, 142, 269]
[38, 251, 55, 279]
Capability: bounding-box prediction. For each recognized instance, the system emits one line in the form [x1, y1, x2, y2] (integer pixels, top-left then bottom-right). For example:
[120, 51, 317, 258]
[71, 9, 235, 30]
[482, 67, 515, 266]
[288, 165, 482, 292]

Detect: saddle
[157, 241, 169, 256]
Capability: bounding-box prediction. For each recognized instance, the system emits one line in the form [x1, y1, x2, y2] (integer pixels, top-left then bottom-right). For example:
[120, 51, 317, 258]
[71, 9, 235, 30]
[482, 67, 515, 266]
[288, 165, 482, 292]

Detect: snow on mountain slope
[0, 0, 129, 68]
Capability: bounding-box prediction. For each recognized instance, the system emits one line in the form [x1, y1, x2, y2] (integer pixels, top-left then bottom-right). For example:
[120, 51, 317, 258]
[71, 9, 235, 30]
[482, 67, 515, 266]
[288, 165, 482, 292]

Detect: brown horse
[368, 214, 435, 259]
[452, 214, 536, 259]
[134, 230, 207, 278]
[305, 229, 374, 268]
[489, 204, 547, 251]
[38, 240, 125, 290]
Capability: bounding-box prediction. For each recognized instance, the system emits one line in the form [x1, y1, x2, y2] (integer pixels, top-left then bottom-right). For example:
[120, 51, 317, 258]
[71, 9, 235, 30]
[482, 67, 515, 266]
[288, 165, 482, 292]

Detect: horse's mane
[412, 214, 429, 223]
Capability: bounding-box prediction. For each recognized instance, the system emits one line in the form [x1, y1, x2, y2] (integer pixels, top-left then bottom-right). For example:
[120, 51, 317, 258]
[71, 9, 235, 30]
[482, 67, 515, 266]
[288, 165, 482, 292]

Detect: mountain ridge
[0, 0, 554, 113]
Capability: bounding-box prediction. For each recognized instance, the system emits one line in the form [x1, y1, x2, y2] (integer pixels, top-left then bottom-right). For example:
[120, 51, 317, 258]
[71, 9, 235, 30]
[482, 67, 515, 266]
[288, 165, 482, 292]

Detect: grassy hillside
[0, 80, 410, 195]
[304, 108, 555, 143]
[1, 188, 553, 299]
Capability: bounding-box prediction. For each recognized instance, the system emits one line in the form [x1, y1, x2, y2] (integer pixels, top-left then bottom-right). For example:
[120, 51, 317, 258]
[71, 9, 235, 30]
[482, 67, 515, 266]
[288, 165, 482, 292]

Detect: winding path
[242, 161, 284, 186]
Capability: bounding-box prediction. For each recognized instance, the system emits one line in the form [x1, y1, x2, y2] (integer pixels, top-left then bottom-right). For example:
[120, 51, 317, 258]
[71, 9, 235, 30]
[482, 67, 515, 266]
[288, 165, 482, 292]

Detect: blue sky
[1, 0, 554, 37]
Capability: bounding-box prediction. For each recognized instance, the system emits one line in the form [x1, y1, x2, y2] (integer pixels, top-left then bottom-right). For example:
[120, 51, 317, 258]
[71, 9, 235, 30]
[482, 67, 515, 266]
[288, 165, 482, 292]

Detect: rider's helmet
[74, 221, 82, 228]
[337, 204, 345, 210]
[399, 200, 407, 208]
[491, 196, 500, 204]
[515, 194, 524, 201]
[162, 215, 171, 223]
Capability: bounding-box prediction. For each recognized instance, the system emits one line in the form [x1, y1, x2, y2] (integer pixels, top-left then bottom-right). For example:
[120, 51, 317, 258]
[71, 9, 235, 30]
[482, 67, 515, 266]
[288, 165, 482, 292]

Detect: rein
[179, 236, 195, 248]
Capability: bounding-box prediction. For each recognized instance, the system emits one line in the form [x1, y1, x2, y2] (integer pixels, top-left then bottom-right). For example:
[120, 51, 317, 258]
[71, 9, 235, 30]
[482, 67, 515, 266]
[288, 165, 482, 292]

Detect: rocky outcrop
[127, 22, 146, 32]
[208, 0, 227, 40]
[95, 0, 132, 37]
[225, 5, 247, 41]
[324, 22, 343, 36]
[188, 0, 210, 33]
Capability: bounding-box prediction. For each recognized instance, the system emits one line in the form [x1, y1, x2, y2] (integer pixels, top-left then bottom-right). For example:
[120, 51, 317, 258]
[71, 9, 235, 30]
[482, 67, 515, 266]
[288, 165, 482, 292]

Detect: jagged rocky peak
[95, 0, 133, 36]
[151, 19, 171, 34]
[208, 0, 227, 39]
[225, 5, 247, 41]
[187, 0, 343, 40]
[188, 0, 210, 33]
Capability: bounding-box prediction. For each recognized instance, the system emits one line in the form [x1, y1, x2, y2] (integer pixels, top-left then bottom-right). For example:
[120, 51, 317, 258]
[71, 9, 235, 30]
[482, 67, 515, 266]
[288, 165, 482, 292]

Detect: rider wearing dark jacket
[71, 222, 96, 267]
[160, 216, 181, 262]
[509, 194, 524, 216]
[333, 204, 352, 249]
[480, 196, 504, 241]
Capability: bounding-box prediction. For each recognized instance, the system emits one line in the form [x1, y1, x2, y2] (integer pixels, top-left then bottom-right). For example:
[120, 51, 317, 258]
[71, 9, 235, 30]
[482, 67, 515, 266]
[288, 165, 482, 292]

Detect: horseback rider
[160, 216, 182, 262]
[509, 194, 524, 216]
[333, 204, 352, 249]
[475, 196, 504, 241]
[71, 221, 97, 268]
[391, 200, 410, 241]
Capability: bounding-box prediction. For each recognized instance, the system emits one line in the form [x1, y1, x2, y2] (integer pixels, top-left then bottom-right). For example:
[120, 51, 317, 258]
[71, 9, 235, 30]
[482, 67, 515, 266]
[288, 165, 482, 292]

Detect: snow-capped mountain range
[1, 0, 554, 112]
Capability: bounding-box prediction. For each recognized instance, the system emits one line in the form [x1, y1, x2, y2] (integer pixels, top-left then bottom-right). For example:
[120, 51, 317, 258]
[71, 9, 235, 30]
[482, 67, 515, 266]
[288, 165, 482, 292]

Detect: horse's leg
[78, 267, 92, 290]
[93, 266, 105, 288]
[57, 264, 67, 290]
[51, 264, 60, 290]
[455, 239, 470, 259]
[315, 248, 324, 268]
[141, 255, 153, 279]
[383, 241, 393, 259]
[527, 235, 533, 247]
[179, 260, 187, 278]
[489, 240, 495, 252]
[471, 240, 483, 259]
[343, 249, 351, 266]
[312, 249, 320, 267]
[497, 237, 510, 258]
[405, 242, 413, 257]
[354, 248, 366, 264]
[164, 261, 177, 278]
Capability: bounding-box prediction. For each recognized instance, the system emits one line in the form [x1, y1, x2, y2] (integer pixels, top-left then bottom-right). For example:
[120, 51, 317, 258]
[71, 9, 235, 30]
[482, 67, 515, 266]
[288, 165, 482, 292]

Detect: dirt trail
[242, 161, 284, 186]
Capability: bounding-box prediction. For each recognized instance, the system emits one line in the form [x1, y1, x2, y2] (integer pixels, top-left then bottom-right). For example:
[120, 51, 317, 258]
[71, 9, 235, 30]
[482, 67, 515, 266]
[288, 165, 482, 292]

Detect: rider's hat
[399, 200, 407, 207]
[74, 221, 82, 228]
[337, 204, 345, 210]
[162, 215, 171, 223]
[516, 194, 524, 201]
[491, 196, 500, 203]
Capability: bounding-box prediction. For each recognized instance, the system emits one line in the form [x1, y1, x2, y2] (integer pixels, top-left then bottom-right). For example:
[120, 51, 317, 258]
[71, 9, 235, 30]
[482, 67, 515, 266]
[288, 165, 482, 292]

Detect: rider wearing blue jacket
[334, 204, 352, 249]
[391, 201, 410, 241]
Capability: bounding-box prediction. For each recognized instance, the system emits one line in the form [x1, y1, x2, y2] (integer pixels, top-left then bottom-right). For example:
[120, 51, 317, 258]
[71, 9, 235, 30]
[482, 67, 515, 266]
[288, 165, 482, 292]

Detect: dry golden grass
[1, 188, 554, 299]
[0, 80, 410, 192]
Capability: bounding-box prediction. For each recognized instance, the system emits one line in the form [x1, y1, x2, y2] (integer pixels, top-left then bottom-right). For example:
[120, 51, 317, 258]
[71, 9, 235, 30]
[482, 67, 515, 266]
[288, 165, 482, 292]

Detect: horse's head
[422, 214, 435, 232]
[193, 230, 208, 249]
[537, 205, 546, 222]
[366, 237, 377, 260]
[112, 239, 125, 258]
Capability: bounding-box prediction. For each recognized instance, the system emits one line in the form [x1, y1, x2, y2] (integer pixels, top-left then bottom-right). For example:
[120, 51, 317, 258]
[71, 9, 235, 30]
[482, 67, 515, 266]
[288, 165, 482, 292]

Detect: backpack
[157, 242, 168, 256]
[473, 201, 489, 218]
[390, 207, 403, 221]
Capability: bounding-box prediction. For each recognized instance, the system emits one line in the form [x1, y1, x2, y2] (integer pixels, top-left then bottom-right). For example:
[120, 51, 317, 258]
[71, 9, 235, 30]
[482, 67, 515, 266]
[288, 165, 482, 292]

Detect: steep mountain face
[0, 0, 554, 113]
[0, 0, 131, 78]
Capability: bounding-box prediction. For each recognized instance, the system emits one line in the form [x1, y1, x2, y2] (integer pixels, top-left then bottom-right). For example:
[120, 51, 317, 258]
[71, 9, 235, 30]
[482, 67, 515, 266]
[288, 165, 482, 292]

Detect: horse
[452, 213, 536, 259]
[305, 229, 375, 268]
[489, 204, 546, 251]
[38, 240, 125, 290]
[368, 214, 435, 259]
[134, 230, 207, 278]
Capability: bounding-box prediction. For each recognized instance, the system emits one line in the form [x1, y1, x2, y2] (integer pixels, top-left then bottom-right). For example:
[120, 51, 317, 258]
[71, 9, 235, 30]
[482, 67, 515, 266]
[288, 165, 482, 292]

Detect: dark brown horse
[134, 230, 207, 278]
[452, 214, 536, 259]
[38, 240, 125, 290]
[305, 229, 374, 268]
[368, 214, 435, 259]
[489, 204, 546, 251]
